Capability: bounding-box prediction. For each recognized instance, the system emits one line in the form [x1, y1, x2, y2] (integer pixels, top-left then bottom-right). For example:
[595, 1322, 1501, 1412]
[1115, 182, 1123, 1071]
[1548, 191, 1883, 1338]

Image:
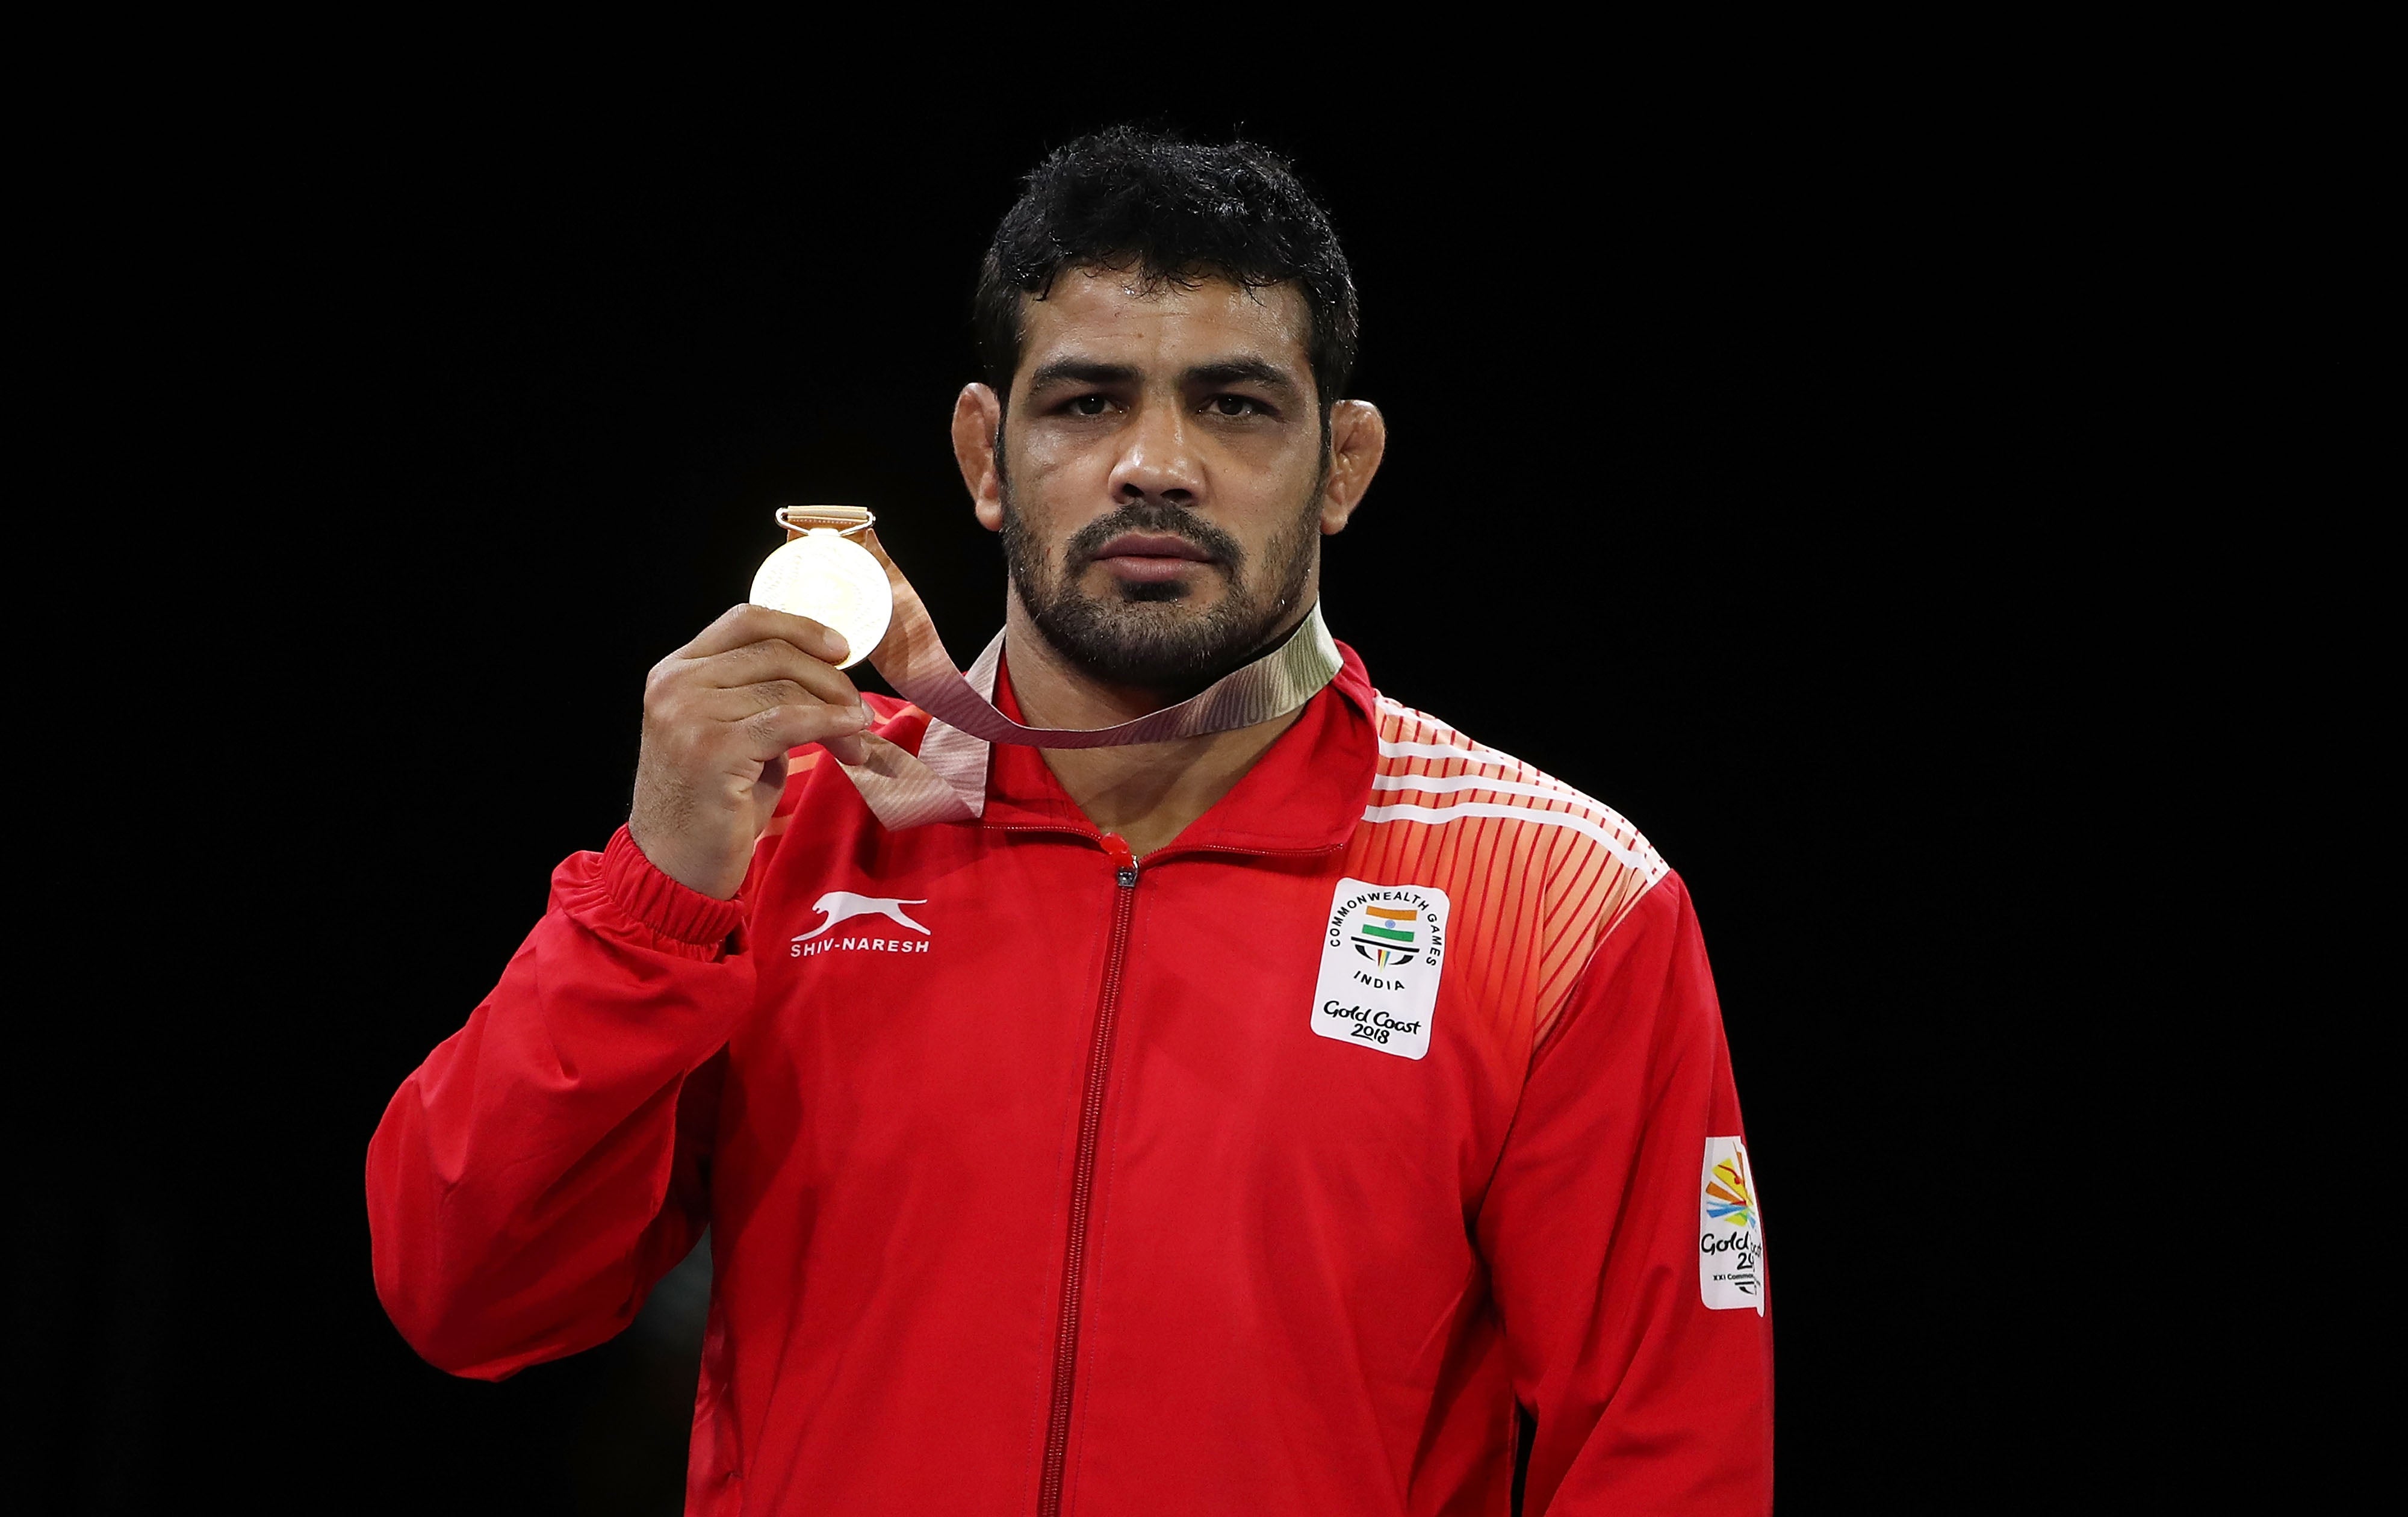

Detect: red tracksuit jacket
[368, 643, 1773, 1515]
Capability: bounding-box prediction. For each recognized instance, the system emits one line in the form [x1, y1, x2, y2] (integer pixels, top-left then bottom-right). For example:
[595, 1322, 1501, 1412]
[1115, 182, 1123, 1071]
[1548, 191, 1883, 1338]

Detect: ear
[1319, 399, 1386, 535]
[954, 383, 1006, 532]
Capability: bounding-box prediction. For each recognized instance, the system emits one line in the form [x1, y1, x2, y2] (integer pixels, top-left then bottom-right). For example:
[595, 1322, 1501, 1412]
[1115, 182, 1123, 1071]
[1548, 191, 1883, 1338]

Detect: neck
[1002, 593, 1311, 857]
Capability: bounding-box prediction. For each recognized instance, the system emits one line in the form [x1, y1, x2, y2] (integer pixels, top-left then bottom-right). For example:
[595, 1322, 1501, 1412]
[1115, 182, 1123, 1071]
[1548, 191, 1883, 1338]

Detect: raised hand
[627, 604, 870, 899]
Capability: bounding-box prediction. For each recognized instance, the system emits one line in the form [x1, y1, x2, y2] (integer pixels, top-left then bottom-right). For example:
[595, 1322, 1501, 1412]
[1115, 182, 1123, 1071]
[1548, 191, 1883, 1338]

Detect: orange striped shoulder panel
[1342, 694, 1670, 1052]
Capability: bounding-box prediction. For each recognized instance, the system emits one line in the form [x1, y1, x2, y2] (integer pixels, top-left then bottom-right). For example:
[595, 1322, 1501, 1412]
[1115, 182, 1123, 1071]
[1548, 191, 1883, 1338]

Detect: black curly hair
[973, 126, 1359, 426]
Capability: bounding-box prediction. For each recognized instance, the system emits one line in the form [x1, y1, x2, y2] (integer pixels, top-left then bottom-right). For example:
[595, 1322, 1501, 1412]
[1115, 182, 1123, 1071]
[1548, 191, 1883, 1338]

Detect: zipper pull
[1100, 833, 1138, 888]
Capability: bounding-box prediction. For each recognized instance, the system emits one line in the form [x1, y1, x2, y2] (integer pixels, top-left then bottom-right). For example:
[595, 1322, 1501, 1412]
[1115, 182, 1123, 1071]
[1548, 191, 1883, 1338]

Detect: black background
[39, 88, 2172, 1513]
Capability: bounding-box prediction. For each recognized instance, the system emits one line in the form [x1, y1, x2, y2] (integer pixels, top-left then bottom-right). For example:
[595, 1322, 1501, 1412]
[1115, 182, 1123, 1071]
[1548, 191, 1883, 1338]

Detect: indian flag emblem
[1353, 903, 1419, 967]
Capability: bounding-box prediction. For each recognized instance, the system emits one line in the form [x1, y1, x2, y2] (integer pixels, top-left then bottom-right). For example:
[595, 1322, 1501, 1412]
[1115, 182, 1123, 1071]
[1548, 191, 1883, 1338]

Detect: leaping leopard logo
[792, 892, 931, 942]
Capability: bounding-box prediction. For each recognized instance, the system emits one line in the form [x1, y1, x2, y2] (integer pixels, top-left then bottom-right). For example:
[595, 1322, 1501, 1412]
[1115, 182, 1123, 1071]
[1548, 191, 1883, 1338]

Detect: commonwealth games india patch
[1311, 877, 1450, 1060]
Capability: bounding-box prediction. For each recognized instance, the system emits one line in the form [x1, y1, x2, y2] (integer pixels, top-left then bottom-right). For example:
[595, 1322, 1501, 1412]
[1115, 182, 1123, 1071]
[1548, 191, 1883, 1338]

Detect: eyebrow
[1021, 355, 1305, 397]
[1024, 358, 1140, 392]
[1184, 358, 1302, 396]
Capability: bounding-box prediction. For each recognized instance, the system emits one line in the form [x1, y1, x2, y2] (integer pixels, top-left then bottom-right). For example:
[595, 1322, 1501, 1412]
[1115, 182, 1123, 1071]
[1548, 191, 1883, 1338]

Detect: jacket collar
[979, 637, 1379, 856]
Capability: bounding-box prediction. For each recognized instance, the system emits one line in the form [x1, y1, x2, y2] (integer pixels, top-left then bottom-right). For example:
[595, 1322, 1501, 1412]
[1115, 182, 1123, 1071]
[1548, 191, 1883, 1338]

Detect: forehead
[1016, 268, 1312, 380]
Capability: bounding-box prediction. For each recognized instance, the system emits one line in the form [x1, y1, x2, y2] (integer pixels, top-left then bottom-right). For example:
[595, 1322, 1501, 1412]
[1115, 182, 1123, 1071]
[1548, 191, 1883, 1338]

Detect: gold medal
[749, 506, 892, 670]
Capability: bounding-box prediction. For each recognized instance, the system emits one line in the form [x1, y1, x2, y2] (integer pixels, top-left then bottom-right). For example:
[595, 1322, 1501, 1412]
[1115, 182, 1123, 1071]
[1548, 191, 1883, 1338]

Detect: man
[369, 128, 1773, 1515]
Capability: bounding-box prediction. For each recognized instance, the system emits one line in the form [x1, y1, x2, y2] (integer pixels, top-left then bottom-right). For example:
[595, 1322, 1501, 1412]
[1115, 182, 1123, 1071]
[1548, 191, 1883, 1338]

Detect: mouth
[1088, 532, 1219, 585]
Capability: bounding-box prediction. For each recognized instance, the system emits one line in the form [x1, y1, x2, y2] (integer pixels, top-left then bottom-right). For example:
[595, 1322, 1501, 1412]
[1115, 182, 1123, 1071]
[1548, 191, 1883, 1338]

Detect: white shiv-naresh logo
[792, 892, 931, 942]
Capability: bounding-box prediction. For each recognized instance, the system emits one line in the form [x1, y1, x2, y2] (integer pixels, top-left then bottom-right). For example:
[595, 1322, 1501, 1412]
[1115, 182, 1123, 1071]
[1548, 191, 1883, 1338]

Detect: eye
[1069, 394, 1111, 417]
[1209, 394, 1267, 418]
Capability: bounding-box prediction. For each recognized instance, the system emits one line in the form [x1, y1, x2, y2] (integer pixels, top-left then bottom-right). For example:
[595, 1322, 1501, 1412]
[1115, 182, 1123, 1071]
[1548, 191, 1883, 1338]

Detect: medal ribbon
[792, 516, 1343, 830]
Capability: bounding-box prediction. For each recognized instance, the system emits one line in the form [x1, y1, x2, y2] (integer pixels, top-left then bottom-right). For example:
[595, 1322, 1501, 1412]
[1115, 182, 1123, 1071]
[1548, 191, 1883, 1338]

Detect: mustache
[1064, 503, 1245, 571]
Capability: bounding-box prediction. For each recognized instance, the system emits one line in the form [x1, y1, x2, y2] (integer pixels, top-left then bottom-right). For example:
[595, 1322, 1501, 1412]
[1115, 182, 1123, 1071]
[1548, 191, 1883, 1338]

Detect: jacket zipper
[1037, 831, 1140, 1517]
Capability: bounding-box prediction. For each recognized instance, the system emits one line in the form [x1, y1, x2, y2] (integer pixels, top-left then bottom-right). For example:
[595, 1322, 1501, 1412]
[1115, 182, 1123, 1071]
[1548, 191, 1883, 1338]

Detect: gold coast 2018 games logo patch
[1311, 877, 1451, 1061]
[1698, 1137, 1765, 1314]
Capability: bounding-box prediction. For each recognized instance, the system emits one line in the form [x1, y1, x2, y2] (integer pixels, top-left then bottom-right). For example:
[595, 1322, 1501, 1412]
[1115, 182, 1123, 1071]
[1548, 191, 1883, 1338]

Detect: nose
[1108, 397, 1203, 509]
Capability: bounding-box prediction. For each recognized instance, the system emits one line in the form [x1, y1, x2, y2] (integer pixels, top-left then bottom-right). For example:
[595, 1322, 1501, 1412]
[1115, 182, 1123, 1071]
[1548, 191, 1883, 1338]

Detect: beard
[999, 475, 1322, 695]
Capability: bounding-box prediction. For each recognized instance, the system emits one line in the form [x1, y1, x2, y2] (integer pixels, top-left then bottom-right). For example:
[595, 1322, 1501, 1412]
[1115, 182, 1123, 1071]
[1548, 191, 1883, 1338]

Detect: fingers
[737, 700, 873, 761]
[821, 729, 870, 767]
[627, 605, 883, 899]
[643, 633, 872, 774]
[687, 640, 864, 707]
[656, 680, 872, 766]
[680, 603, 852, 665]
[701, 680, 868, 734]
[700, 679, 815, 722]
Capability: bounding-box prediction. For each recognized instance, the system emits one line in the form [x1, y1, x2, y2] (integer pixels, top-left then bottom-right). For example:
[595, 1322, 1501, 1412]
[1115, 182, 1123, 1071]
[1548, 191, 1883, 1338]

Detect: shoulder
[1345, 692, 1674, 1043]
[1359, 692, 1669, 899]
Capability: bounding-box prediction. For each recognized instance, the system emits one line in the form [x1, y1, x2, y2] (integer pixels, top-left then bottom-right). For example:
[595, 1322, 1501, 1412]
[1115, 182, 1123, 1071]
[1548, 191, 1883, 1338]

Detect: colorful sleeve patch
[1698, 1137, 1765, 1313]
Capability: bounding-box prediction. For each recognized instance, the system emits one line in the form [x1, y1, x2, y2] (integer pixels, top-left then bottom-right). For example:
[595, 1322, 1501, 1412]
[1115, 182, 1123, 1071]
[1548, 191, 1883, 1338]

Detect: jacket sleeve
[1474, 872, 1773, 1515]
[365, 824, 755, 1380]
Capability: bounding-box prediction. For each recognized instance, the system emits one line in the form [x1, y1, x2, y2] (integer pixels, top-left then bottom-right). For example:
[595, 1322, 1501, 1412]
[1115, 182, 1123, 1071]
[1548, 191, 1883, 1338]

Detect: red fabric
[367, 643, 1772, 1515]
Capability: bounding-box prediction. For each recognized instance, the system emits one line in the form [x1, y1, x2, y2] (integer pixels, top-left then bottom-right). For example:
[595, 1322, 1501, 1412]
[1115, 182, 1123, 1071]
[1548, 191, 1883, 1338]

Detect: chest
[730, 827, 1533, 1209]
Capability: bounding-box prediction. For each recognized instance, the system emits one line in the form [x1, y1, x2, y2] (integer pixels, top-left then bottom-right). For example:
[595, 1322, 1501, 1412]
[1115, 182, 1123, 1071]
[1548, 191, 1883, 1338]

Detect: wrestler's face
[969, 271, 1348, 692]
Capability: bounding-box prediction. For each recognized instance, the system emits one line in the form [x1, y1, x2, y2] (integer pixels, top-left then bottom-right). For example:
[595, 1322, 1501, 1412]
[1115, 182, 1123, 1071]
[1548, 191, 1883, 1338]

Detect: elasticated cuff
[601, 826, 746, 947]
